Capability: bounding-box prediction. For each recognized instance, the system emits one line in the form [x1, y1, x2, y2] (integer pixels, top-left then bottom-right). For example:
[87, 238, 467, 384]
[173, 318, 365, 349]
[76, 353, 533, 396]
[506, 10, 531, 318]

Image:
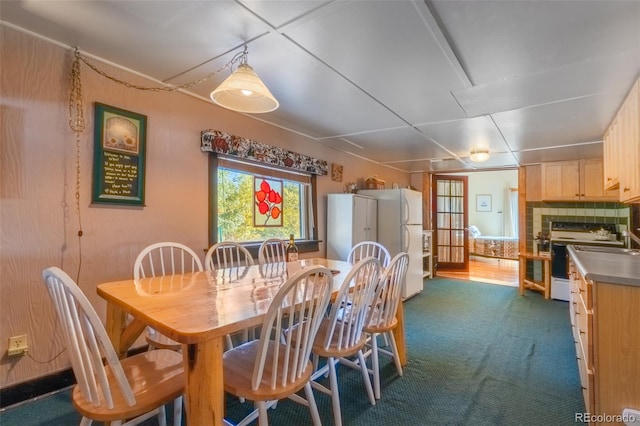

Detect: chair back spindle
[348, 241, 391, 268]
[205, 241, 254, 272]
[42, 267, 135, 408]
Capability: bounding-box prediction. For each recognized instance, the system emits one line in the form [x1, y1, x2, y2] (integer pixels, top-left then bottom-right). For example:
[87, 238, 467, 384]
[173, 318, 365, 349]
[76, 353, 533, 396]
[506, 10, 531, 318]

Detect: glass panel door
[432, 175, 469, 271]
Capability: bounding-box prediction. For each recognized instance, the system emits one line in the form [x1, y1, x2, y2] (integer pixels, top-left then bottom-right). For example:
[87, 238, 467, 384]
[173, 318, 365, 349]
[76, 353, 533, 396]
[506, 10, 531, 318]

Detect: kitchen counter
[567, 245, 640, 286]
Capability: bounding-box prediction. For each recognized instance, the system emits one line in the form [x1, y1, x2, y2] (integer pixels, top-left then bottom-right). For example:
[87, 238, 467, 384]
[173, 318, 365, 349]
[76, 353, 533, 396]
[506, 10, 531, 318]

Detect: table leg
[105, 302, 127, 358]
[518, 257, 526, 296]
[104, 303, 147, 358]
[183, 337, 225, 425]
[543, 259, 551, 299]
[393, 301, 407, 366]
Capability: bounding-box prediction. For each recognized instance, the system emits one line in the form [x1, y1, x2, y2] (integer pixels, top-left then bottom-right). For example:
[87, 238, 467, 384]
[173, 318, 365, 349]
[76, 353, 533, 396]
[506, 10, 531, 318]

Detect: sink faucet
[622, 228, 640, 249]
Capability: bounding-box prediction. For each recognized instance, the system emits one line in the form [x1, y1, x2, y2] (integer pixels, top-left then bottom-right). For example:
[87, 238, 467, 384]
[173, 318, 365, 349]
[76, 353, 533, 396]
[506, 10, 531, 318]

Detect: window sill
[243, 240, 321, 259]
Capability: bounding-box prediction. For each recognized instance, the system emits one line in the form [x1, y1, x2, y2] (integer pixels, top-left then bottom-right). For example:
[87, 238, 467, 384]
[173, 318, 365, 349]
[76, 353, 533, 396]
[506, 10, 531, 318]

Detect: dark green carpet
[0, 278, 585, 425]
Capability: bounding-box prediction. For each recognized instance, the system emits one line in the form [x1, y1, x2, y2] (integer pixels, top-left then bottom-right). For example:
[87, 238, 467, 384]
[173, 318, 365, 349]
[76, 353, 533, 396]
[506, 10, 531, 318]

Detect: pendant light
[210, 46, 279, 114]
[469, 148, 490, 163]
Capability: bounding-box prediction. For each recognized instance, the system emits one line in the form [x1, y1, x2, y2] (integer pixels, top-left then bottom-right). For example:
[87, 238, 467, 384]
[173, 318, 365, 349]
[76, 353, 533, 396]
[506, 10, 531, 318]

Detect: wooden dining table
[97, 258, 407, 426]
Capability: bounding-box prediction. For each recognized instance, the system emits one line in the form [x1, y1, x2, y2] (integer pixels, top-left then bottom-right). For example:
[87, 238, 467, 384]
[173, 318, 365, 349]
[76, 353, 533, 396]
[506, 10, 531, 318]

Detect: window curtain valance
[201, 129, 328, 176]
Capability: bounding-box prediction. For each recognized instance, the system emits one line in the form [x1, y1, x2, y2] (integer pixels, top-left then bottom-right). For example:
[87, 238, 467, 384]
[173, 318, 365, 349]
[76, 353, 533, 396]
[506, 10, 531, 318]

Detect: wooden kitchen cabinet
[326, 193, 377, 261]
[603, 77, 640, 203]
[602, 117, 620, 191]
[524, 165, 542, 202]
[541, 159, 617, 201]
[618, 80, 640, 202]
[569, 259, 640, 425]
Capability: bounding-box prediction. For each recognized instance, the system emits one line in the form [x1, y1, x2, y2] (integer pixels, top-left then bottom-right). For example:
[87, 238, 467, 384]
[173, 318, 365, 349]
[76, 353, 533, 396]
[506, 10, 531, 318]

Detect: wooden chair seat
[144, 332, 181, 351]
[311, 319, 368, 359]
[72, 349, 184, 422]
[42, 266, 184, 426]
[364, 316, 398, 335]
[222, 265, 334, 425]
[223, 341, 314, 401]
[340, 252, 409, 401]
[309, 257, 381, 426]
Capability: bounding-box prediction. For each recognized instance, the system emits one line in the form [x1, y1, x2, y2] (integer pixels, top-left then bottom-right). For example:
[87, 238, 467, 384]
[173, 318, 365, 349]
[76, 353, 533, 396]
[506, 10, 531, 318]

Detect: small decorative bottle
[286, 234, 299, 262]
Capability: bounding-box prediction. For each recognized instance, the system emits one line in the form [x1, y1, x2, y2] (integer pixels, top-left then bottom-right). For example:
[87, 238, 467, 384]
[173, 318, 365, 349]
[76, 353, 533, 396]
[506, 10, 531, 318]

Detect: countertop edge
[567, 245, 640, 287]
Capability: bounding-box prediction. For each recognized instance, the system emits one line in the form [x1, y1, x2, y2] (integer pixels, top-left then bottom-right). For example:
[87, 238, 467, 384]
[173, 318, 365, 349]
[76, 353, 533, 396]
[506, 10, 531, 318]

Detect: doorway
[432, 175, 469, 272]
[430, 170, 520, 286]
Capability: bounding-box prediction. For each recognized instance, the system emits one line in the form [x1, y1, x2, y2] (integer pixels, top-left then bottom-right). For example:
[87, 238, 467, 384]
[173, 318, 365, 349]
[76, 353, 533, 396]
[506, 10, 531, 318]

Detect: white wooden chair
[205, 241, 255, 349]
[342, 252, 409, 399]
[309, 257, 381, 426]
[258, 238, 288, 277]
[205, 241, 255, 272]
[41, 267, 184, 426]
[134, 242, 203, 351]
[347, 241, 391, 268]
[258, 238, 288, 264]
[223, 266, 333, 426]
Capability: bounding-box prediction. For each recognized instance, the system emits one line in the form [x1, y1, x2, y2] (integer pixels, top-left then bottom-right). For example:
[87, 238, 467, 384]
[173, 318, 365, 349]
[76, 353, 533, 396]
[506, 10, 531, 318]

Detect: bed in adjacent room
[468, 225, 518, 260]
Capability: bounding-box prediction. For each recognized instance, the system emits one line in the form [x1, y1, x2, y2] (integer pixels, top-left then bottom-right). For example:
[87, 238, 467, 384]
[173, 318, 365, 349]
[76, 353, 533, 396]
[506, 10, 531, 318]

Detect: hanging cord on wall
[66, 47, 245, 282]
[69, 49, 85, 283]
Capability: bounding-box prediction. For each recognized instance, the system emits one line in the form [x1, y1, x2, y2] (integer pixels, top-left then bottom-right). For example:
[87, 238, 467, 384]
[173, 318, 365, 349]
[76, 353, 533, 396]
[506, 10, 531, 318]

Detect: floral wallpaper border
[201, 129, 328, 176]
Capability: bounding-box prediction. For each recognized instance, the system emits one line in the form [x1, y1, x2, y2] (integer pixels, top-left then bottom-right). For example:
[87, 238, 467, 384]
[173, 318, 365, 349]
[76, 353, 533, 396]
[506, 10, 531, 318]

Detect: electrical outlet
[8, 335, 28, 357]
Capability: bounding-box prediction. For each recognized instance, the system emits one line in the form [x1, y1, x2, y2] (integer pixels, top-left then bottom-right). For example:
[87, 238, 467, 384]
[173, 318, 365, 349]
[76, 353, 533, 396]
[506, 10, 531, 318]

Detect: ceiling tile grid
[2, 0, 639, 173]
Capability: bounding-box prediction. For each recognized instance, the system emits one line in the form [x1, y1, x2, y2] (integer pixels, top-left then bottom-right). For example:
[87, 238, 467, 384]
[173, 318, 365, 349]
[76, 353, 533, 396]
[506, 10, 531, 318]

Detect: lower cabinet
[569, 259, 640, 425]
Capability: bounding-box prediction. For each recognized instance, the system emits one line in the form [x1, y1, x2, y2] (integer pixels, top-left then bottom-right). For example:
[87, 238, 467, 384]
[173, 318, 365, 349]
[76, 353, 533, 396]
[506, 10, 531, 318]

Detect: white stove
[549, 222, 624, 246]
[548, 222, 623, 301]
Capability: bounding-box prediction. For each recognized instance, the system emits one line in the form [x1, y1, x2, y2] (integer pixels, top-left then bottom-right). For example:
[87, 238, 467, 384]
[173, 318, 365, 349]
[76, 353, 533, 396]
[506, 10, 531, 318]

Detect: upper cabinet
[524, 165, 542, 202]
[541, 159, 618, 201]
[603, 77, 640, 203]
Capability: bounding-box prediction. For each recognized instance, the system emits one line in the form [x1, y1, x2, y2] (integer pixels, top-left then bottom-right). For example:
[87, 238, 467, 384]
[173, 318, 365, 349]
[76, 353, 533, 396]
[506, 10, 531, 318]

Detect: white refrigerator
[359, 188, 424, 299]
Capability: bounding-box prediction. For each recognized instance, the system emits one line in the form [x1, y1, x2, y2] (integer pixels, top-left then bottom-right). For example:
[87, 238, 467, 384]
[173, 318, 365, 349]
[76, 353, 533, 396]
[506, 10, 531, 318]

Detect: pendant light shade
[469, 148, 490, 162]
[210, 58, 279, 114]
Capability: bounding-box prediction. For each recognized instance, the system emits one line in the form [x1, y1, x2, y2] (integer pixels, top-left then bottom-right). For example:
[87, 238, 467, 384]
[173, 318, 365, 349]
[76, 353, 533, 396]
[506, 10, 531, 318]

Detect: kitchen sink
[573, 245, 640, 256]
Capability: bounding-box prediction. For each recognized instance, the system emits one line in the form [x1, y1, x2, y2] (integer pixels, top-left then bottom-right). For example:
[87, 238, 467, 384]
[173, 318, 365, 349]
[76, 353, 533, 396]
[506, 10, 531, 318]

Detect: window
[209, 155, 318, 250]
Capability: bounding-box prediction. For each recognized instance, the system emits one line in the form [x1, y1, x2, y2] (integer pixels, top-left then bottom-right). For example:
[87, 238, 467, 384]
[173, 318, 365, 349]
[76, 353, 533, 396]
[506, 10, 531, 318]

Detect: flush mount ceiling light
[210, 46, 279, 114]
[469, 148, 490, 163]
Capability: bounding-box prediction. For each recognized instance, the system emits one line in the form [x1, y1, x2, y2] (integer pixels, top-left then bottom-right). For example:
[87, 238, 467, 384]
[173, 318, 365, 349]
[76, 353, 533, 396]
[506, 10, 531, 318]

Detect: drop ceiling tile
[515, 143, 603, 165]
[6, 0, 271, 81]
[427, 158, 473, 173]
[323, 127, 454, 163]
[281, 1, 469, 123]
[431, 0, 640, 85]
[238, 0, 334, 28]
[454, 51, 640, 117]
[492, 93, 625, 151]
[415, 116, 511, 157]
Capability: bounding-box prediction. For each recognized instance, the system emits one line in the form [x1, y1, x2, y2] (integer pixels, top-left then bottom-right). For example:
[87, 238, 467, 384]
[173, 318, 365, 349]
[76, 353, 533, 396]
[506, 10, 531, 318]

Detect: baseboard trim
[0, 346, 149, 409]
[0, 368, 75, 409]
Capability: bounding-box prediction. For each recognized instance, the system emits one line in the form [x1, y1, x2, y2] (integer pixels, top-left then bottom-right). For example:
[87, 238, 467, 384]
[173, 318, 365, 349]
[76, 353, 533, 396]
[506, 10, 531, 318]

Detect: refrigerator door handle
[402, 196, 410, 224]
[402, 225, 410, 252]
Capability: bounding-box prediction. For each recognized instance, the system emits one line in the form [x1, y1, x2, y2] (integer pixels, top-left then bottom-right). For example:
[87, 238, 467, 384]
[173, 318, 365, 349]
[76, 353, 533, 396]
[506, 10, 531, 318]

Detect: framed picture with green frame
[92, 103, 146, 206]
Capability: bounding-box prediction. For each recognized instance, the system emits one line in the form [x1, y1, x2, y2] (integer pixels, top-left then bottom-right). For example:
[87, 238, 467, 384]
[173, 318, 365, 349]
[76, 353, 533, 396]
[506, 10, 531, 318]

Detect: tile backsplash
[526, 202, 630, 252]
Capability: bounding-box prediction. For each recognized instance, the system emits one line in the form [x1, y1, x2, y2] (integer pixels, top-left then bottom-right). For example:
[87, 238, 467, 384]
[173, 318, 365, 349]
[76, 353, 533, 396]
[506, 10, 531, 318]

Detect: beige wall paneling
[0, 26, 410, 389]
